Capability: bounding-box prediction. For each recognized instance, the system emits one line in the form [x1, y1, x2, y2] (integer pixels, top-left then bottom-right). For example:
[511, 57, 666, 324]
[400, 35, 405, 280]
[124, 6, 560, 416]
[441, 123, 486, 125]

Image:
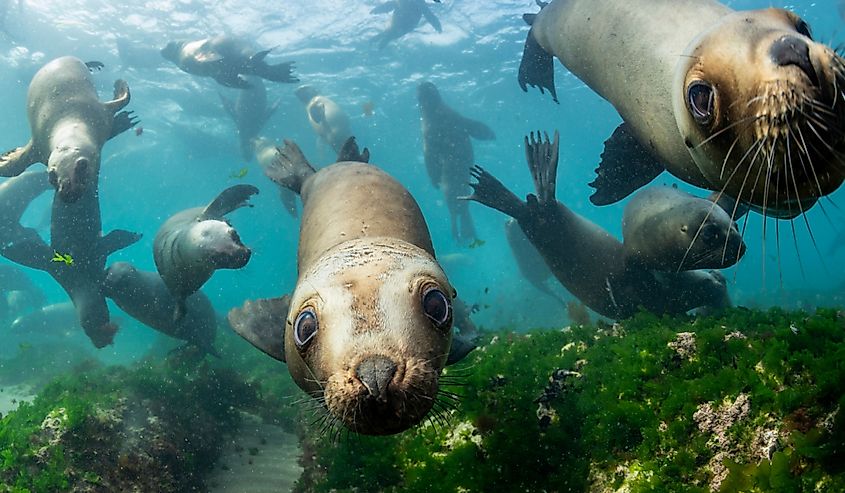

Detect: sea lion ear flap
[336, 137, 370, 163]
[202, 184, 260, 219]
[446, 333, 476, 365]
[588, 122, 665, 205]
[228, 295, 290, 362]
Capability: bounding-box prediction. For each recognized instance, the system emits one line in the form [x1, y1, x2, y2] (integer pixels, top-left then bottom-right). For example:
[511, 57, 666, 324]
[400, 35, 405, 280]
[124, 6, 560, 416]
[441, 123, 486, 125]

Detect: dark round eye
[687, 81, 715, 125]
[795, 19, 812, 40]
[422, 287, 451, 328]
[294, 309, 318, 349]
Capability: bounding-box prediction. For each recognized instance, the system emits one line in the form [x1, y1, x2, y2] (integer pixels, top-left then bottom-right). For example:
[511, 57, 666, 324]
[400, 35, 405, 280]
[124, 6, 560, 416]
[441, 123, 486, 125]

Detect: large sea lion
[253, 137, 298, 218]
[230, 137, 474, 435]
[161, 36, 298, 89]
[503, 218, 566, 308]
[466, 131, 731, 319]
[370, 0, 442, 49]
[220, 76, 280, 161]
[154, 185, 257, 321]
[0, 56, 137, 202]
[622, 186, 746, 272]
[418, 81, 495, 244]
[104, 261, 218, 355]
[294, 85, 352, 154]
[519, 1, 845, 218]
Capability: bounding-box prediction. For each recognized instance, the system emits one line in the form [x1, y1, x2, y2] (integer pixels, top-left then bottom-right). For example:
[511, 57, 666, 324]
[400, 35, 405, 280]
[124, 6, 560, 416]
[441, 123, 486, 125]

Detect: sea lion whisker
[695, 114, 760, 150]
[719, 139, 764, 263]
[795, 126, 827, 194]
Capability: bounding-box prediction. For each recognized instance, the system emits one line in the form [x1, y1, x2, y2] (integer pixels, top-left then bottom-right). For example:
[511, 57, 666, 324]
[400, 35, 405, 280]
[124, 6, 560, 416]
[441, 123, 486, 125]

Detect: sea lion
[220, 76, 280, 161]
[0, 170, 51, 245]
[104, 261, 218, 356]
[230, 137, 474, 435]
[10, 302, 81, 337]
[519, 1, 845, 218]
[161, 36, 298, 89]
[465, 130, 731, 319]
[418, 81, 495, 244]
[622, 185, 746, 272]
[371, 0, 442, 49]
[0, 264, 45, 313]
[253, 137, 298, 218]
[294, 85, 352, 154]
[154, 185, 257, 321]
[503, 218, 566, 308]
[0, 56, 137, 202]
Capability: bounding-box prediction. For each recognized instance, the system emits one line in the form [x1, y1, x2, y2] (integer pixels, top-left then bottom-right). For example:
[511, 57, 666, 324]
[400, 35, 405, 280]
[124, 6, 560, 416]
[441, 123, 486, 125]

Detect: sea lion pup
[519, 1, 845, 218]
[504, 218, 566, 308]
[622, 186, 746, 272]
[104, 262, 218, 356]
[154, 185, 257, 321]
[418, 81, 495, 244]
[294, 85, 352, 154]
[370, 0, 442, 49]
[253, 137, 298, 217]
[161, 35, 298, 89]
[465, 131, 730, 319]
[0, 56, 137, 202]
[220, 77, 280, 161]
[230, 137, 474, 435]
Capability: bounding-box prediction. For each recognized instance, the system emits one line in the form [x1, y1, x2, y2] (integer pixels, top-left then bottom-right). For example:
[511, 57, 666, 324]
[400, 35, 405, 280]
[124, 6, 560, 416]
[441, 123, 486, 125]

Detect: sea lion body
[232, 138, 472, 435]
[503, 218, 565, 307]
[0, 56, 135, 202]
[622, 186, 745, 271]
[221, 76, 279, 161]
[253, 138, 298, 217]
[0, 170, 50, 243]
[104, 262, 217, 354]
[418, 82, 495, 244]
[295, 85, 352, 154]
[371, 0, 442, 49]
[521, 1, 845, 216]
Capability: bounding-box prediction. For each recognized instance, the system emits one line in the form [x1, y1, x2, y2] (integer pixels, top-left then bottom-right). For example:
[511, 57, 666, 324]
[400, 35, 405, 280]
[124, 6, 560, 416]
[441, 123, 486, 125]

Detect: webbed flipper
[518, 14, 557, 103]
[227, 295, 290, 362]
[109, 111, 139, 139]
[100, 229, 142, 257]
[0, 143, 37, 177]
[265, 140, 317, 195]
[588, 122, 664, 206]
[201, 184, 260, 219]
[463, 165, 527, 221]
[462, 117, 496, 141]
[525, 130, 559, 204]
[336, 136, 370, 163]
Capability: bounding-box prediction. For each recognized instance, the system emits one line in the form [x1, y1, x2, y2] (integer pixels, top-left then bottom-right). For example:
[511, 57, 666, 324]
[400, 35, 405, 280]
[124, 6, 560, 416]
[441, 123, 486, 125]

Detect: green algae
[294, 308, 845, 493]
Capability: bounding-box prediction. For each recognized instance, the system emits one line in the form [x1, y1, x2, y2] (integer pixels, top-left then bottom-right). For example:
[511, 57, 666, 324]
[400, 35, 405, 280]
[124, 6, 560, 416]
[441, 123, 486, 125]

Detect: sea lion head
[103, 261, 138, 295]
[160, 41, 185, 63]
[670, 200, 746, 270]
[188, 219, 251, 269]
[417, 81, 442, 109]
[47, 144, 98, 202]
[674, 9, 845, 218]
[285, 238, 456, 435]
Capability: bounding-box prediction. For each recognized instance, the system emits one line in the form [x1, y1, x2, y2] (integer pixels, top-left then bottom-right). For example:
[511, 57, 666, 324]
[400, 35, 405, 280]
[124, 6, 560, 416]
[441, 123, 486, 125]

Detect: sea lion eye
[687, 81, 715, 125]
[294, 309, 318, 348]
[795, 19, 812, 40]
[422, 287, 451, 329]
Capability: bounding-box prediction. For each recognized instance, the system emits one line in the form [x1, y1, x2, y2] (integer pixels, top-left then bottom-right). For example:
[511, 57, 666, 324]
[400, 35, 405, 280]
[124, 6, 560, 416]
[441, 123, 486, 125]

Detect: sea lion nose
[770, 35, 818, 86]
[356, 355, 397, 402]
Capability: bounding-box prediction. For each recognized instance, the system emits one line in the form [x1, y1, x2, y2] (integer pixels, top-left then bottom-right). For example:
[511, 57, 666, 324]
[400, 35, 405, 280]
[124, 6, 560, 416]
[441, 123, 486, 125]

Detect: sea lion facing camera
[230, 137, 474, 435]
[519, 1, 845, 218]
[295, 85, 352, 154]
[622, 186, 746, 272]
[154, 185, 257, 321]
[0, 56, 137, 202]
[371, 0, 442, 49]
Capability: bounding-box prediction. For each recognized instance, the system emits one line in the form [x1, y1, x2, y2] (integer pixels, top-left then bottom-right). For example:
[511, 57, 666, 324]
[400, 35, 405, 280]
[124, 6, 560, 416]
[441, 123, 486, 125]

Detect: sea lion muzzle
[770, 35, 819, 87]
[356, 355, 398, 403]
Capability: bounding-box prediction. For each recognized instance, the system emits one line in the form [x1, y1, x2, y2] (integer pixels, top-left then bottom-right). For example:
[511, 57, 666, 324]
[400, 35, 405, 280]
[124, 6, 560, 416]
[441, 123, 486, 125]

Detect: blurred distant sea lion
[116, 37, 165, 70]
[519, 1, 845, 218]
[220, 76, 280, 161]
[230, 137, 473, 435]
[0, 56, 137, 203]
[161, 36, 298, 89]
[253, 137, 298, 218]
[371, 0, 442, 49]
[10, 302, 81, 337]
[295, 85, 352, 154]
[503, 218, 566, 308]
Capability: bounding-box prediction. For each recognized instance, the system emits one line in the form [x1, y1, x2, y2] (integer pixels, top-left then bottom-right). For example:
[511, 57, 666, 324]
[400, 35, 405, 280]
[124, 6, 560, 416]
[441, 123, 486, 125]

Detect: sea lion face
[47, 145, 98, 202]
[285, 239, 455, 435]
[672, 204, 746, 270]
[188, 219, 251, 269]
[675, 9, 845, 217]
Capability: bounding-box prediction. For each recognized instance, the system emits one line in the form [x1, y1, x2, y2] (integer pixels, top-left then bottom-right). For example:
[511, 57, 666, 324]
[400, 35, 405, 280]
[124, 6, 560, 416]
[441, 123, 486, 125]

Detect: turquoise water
[0, 0, 843, 386]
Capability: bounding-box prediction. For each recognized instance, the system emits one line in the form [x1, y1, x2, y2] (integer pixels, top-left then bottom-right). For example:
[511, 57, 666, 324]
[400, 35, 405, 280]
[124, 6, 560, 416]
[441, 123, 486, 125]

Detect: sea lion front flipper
[461, 117, 496, 141]
[227, 296, 290, 362]
[446, 333, 475, 365]
[100, 229, 143, 257]
[525, 130, 559, 204]
[421, 4, 442, 33]
[0, 143, 37, 177]
[109, 110, 139, 140]
[336, 137, 370, 163]
[202, 184, 261, 219]
[518, 11, 557, 103]
[265, 140, 317, 194]
[1, 229, 53, 271]
[370, 1, 397, 14]
[588, 123, 665, 206]
[104, 79, 131, 113]
[85, 60, 104, 72]
[463, 165, 527, 221]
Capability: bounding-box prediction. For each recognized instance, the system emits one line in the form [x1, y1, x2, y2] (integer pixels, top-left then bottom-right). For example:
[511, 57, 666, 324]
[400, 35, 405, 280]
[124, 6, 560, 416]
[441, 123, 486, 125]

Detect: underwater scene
[1, 0, 845, 491]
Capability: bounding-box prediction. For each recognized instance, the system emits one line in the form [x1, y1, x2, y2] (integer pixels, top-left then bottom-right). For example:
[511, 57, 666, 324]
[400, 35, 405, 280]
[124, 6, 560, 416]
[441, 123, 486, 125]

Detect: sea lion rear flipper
[525, 130, 559, 204]
[265, 140, 317, 195]
[109, 110, 139, 140]
[589, 123, 665, 205]
[518, 22, 558, 103]
[370, 1, 397, 14]
[336, 137, 370, 163]
[104, 79, 131, 113]
[85, 60, 104, 72]
[100, 229, 143, 257]
[0, 144, 37, 177]
[446, 333, 476, 365]
[227, 296, 290, 362]
[421, 5, 442, 33]
[202, 184, 261, 219]
[250, 54, 299, 84]
[463, 165, 527, 221]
